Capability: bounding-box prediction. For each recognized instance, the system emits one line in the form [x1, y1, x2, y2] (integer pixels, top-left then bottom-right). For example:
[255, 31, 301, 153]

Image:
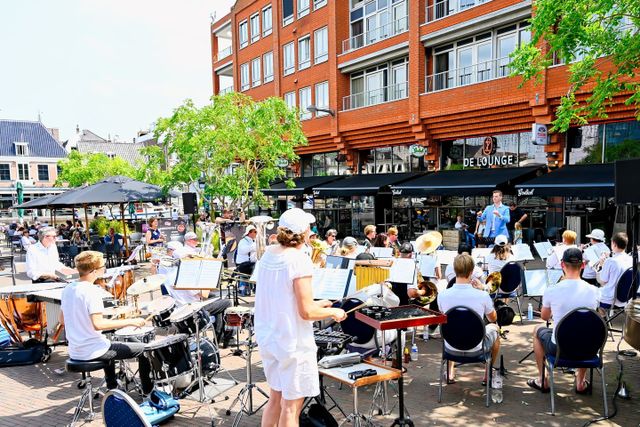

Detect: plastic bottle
[491, 372, 503, 404]
[423, 327, 429, 341]
[238, 282, 246, 296]
[403, 346, 411, 363]
[410, 343, 418, 361]
[527, 303, 534, 321]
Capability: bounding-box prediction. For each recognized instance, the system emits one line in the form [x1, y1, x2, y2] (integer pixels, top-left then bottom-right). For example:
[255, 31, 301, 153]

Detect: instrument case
[0, 339, 46, 367]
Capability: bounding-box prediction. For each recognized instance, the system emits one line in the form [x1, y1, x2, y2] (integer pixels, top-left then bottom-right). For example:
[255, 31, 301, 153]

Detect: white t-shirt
[487, 253, 514, 274]
[236, 236, 257, 264]
[174, 244, 198, 259]
[254, 246, 315, 358]
[61, 281, 110, 360]
[444, 264, 484, 283]
[438, 283, 495, 352]
[582, 242, 610, 279]
[598, 252, 632, 305]
[542, 278, 599, 343]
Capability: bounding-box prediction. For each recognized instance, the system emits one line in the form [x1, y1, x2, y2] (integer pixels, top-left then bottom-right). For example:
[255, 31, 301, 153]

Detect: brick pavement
[0, 259, 638, 426]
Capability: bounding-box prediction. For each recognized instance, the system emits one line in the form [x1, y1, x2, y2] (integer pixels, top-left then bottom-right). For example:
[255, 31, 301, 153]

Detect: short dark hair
[457, 243, 472, 255]
[612, 232, 628, 251]
[492, 190, 503, 197]
[356, 253, 375, 261]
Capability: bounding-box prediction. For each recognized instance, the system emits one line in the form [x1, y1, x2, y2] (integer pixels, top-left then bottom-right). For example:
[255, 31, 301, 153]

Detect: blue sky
[0, 0, 234, 142]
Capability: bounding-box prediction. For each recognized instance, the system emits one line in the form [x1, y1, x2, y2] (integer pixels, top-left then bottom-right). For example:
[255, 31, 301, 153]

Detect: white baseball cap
[167, 241, 183, 251]
[278, 208, 316, 234]
[244, 225, 257, 236]
[495, 234, 509, 246]
[585, 229, 606, 242]
[184, 231, 198, 241]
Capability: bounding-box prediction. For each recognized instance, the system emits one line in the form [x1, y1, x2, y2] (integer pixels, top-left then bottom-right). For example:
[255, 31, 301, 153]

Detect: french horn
[485, 271, 502, 294]
[411, 271, 438, 305]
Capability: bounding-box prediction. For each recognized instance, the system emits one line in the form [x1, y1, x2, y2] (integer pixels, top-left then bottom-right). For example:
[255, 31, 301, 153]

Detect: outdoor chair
[601, 268, 638, 340]
[102, 389, 151, 427]
[541, 308, 608, 416]
[493, 262, 524, 324]
[439, 306, 493, 407]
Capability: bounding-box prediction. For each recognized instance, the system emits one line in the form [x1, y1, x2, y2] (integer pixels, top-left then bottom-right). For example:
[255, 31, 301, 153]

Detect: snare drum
[224, 306, 254, 329]
[169, 303, 211, 335]
[189, 337, 220, 375]
[146, 296, 176, 328]
[144, 334, 193, 383]
[113, 326, 155, 344]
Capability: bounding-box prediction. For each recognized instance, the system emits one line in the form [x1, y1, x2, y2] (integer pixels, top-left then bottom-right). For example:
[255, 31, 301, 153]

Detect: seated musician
[527, 248, 599, 393]
[444, 243, 484, 289]
[387, 227, 401, 256]
[487, 235, 514, 274]
[546, 230, 577, 270]
[597, 232, 632, 311]
[60, 251, 153, 395]
[438, 254, 500, 383]
[26, 227, 77, 283]
[408, 243, 442, 337]
[362, 224, 376, 250]
[340, 236, 359, 259]
[324, 229, 340, 256]
[173, 231, 199, 258]
[580, 229, 610, 286]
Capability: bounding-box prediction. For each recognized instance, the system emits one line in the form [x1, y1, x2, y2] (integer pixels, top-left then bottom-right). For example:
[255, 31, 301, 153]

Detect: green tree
[56, 151, 136, 187]
[138, 92, 307, 210]
[510, 0, 639, 131]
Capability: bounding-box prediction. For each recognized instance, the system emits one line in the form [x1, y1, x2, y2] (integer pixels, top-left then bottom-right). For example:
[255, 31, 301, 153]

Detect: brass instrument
[249, 215, 274, 260]
[412, 270, 438, 305]
[310, 240, 329, 267]
[485, 271, 502, 294]
[354, 265, 391, 290]
[415, 231, 443, 254]
[199, 222, 220, 257]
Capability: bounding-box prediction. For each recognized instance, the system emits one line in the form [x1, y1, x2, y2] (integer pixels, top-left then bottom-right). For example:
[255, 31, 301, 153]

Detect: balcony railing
[342, 16, 409, 53]
[342, 82, 408, 111]
[219, 86, 234, 95]
[425, 0, 490, 23]
[215, 46, 233, 62]
[425, 56, 512, 92]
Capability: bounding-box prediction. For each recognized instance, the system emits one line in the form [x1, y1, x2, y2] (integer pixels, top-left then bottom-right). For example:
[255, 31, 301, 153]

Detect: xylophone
[313, 328, 355, 358]
[356, 305, 447, 331]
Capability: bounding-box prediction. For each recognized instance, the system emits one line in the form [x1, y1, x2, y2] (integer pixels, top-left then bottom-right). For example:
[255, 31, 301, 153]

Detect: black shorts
[536, 327, 557, 356]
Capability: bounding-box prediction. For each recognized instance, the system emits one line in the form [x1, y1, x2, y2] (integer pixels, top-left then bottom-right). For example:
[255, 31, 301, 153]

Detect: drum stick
[344, 302, 368, 315]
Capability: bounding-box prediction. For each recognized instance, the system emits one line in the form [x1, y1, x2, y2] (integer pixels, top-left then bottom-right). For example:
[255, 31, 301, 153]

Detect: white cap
[184, 231, 198, 241]
[495, 234, 509, 246]
[585, 229, 606, 241]
[244, 225, 257, 236]
[278, 208, 316, 234]
[342, 236, 358, 247]
[167, 241, 183, 251]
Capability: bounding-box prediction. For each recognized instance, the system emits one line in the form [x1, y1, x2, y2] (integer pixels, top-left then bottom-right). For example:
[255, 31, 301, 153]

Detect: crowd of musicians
[3, 189, 637, 426]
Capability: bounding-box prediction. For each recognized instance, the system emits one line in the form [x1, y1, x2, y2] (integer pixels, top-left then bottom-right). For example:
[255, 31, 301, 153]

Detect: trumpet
[485, 271, 502, 294]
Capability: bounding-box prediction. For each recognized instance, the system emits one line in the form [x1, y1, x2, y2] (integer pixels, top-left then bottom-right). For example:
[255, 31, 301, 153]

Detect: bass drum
[189, 338, 220, 375]
[333, 298, 375, 345]
[624, 299, 640, 351]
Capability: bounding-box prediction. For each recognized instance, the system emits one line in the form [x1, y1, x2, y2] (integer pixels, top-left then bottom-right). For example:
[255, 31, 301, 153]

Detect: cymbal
[103, 305, 136, 318]
[127, 274, 166, 296]
[415, 231, 443, 254]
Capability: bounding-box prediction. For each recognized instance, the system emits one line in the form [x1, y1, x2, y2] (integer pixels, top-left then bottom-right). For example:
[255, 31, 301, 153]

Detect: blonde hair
[453, 254, 475, 279]
[387, 227, 398, 236]
[514, 222, 522, 230]
[364, 225, 376, 236]
[562, 230, 577, 245]
[276, 226, 306, 247]
[74, 251, 104, 276]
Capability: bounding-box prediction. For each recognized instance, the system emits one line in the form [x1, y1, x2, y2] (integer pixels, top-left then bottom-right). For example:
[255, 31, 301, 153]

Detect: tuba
[249, 215, 274, 260]
[415, 231, 443, 255]
[485, 272, 502, 294]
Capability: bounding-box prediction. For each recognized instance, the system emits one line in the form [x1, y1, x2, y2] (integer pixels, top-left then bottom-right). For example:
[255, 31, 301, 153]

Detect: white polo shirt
[26, 241, 65, 280]
[542, 278, 599, 343]
[599, 252, 632, 305]
[582, 242, 610, 279]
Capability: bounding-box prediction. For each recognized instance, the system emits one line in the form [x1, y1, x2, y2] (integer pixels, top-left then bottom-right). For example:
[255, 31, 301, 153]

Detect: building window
[314, 81, 329, 117]
[299, 87, 312, 120]
[301, 152, 346, 176]
[298, 35, 311, 70]
[314, 27, 328, 64]
[283, 0, 294, 26]
[18, 163, 29, 180]
[240, 62, 250, 91]
[344, 57, 408, 110]
[314, 0, 328, 9]
[284, 91, 296, 111]
[298, 0, 310, 17]
[283, 42, 295, 75]
[14, 143, 29, 156]
[360, 145, 425, 174]
[251, 58, 262, 87]
[263, 51, 274, 82]
[250, 13, 260, 43]
[37, 165, 49, 181]
[238, 20, 248, 48]
[262, 6, 273, 36]
[568, 121, 640, 164]
[346, 0, 408, 52]
[427, 0, 490, 23]
[0, 164, 10, 181]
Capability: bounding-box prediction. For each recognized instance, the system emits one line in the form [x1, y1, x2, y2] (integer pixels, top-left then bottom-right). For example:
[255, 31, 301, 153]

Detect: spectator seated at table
[103, 227, 124, 256]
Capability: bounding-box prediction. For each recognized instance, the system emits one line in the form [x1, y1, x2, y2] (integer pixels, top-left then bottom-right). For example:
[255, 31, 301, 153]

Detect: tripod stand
[225, 324, 269, 427]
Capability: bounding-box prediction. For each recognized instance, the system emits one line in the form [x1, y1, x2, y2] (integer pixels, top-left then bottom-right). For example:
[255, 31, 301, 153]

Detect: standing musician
[26, 227, 77, 283]
[546, 230, 578, 270]
[324, 229, 340, 256]
[487, 235, 514, 274]
[597, 232, 632, 312]
[387, 227, 401, 256]
[144, 217, 165, 247]
[254, 208, 346, 426]
[60, 251, 153, 395]
[527, 248, 599, 394]
[438, 254, 501, 384]
[580, 229, 610, 286]
[480, 190, 510, 244]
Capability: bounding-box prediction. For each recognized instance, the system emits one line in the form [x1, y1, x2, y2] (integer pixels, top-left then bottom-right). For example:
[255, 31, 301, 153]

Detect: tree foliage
[56, 151, 136, 187]
[138, 92, 307, 210]
[510, 0, 639, 131]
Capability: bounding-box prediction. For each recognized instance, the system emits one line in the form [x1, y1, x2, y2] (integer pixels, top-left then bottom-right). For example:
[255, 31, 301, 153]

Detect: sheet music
[523, 270, 548, 297]
[198, 261, 223, 287]
[417, 254, 438, 277]
[435, 250, 457, 266]
[325, 255, 355, 270]
[388, 258, 416, 284]
[312, 268, 353, 300]
[175, 259, 223, 289]
[370, 247, 393, 258]
[533, 241, 553, 260]
[584, 245, 609, 266]
[511, 244, 534, 262]
[126, 245, 144, 263]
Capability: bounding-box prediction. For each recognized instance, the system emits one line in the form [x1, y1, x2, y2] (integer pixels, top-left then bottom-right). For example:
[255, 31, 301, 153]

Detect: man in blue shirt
[481, 190, 510, 244]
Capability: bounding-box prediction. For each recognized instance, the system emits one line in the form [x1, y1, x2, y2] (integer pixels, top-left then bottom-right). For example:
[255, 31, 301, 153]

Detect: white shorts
[259, 344, 320, 400]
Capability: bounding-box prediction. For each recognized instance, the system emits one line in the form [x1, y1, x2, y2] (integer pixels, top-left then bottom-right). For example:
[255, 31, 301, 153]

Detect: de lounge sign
[463, 136, 517, 167]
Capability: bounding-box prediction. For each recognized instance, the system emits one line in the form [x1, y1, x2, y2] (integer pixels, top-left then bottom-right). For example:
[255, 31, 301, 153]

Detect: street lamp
[307, 105, 336, 117]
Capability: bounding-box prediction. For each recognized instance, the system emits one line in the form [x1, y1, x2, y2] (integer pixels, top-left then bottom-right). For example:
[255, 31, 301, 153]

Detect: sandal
[447, 378, 456, 385]
[527, 378, 550, 393]
[575, 380, 592, 395]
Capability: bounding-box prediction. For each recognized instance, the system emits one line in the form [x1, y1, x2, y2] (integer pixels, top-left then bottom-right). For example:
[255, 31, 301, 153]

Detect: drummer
[26, 227, 77, 283]
[60, 251, 153, 395]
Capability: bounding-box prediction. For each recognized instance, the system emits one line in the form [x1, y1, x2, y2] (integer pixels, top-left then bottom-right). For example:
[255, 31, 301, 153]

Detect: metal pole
[120, 203, 129, 254]
[84, 205, 90, 241]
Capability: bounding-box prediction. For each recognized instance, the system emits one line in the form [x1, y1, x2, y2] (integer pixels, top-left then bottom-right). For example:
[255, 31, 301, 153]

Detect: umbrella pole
[121, 203, 129, 254]
[84, 205, 90, 241]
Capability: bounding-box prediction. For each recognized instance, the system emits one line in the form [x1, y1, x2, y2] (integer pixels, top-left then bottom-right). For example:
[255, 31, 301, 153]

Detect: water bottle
[491, 372, 503, 404]
[238, 282, 246, 296]
[410, 343, 418, 361]
[423, 327, 429, 341]
[527, 303, 534, 321]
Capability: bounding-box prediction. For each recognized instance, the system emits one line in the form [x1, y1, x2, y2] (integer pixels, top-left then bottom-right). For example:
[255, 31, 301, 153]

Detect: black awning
[515, 163, 614, 197]
[262, 176, 346, 196]
[313, 173, 421, 197]
[390, 166, 544, 196]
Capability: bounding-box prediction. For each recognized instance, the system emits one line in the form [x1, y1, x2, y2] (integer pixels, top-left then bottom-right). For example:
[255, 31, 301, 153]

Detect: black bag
[0, 339, 47, 367]
[494, 300, 516, 327]
[299, 403, 338, 427]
